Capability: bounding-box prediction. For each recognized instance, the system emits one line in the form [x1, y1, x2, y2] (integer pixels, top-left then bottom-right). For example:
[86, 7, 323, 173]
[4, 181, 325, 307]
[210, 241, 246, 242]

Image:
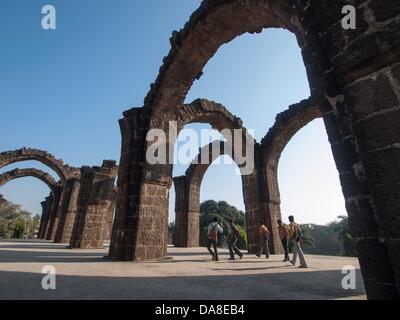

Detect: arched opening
[198, 155, 245, 251]
[0, 175, 55, 240]
[111, 0, 400, 299]
[0, 161, 60, 218]
[278, 118, 353, 257]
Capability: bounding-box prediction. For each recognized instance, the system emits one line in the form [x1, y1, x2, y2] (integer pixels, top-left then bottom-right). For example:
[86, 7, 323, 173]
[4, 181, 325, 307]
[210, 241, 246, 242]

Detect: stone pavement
[0, 239, 366, 300]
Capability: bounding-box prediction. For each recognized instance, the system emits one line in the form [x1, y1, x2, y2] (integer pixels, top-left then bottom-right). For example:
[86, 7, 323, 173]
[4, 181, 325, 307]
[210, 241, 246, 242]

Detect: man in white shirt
[207, 217, 223, 261]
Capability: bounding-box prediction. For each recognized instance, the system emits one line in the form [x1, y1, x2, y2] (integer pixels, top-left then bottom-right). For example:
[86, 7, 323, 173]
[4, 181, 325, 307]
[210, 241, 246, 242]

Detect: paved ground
[0, 239, 366, 300]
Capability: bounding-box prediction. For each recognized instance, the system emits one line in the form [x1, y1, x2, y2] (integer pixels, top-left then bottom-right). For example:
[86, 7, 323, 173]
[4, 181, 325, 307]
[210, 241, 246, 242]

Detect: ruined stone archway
[0, 167, 60, 240]
[0, 168, 59, 191]
[171, 99, 263, 252]
[0, 148, 82, 242]
[111, 0, 400, 299]
[0, 148, 79, 182]
[260, 98, 322, 247]
[173, 140, 248, 248]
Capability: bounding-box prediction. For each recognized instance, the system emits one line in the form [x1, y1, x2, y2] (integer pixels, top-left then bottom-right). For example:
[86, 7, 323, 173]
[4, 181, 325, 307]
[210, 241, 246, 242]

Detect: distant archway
[0, 148, 79, 182]
[0, 168, 59, 192]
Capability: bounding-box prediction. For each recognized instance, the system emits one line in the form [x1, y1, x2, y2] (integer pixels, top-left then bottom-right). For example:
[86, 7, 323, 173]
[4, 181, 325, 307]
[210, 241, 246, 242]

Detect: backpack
[261, 225, 270, 241]
[209, 224, 218, 241]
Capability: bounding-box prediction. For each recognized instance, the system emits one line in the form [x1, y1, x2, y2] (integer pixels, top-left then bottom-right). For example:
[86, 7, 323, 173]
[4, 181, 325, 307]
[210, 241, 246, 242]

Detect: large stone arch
[110, 0, 400, 299]
[0, 148, 79, 182]
[173, 140, 250, 248]
[0, 168, 59, 191]
[171, 99, 263, 251]
[260, 98, 322, 243]
[0, 168, 61, 240]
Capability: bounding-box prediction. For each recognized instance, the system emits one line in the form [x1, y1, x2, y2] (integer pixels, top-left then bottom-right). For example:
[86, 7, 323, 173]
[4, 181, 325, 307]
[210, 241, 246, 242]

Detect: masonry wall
[45, 187, 62, 240]
[54, 178, 81, 243]
[69, 161, 118, 249]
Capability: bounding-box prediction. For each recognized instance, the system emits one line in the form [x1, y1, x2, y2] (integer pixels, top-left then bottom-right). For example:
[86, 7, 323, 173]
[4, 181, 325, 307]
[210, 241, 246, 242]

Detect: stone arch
[111, 0, 400, 299]
[0, 168, 59, 191]
[171, 99, 261, 250]
[0, 148, 79, 182]
[260, 98, 322, 244]
[110, 0, 324, 262]
[178, 99, 243, 131]
[173, 140, 248, 247]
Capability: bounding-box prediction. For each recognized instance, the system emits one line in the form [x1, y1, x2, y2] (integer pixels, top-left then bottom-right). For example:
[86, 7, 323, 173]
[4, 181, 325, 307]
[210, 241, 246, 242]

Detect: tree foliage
[0, 202, 39, 239]
[300, 216, 357, 257]
[199, 200, 247, 249]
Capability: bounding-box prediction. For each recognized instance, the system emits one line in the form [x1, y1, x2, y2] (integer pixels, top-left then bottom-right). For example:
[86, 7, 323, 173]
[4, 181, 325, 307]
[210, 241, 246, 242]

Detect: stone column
[69, 161, 118, 249]
[108, 108, 171, 261]
[242, 169, 281, 254]
[45, 187, 62, 240]
[294, 0, 400, 299]
[39, 195, 54, 239]
[169, 175, 202, 249]
[37, 200, 47, 239]
[54, 178, 81, 243]
[173, 176, 189, 247]
[0, 194, 6, 208]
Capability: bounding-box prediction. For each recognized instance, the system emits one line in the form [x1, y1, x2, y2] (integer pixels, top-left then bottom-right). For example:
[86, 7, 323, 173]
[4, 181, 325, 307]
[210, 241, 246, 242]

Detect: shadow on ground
[0, 269, 365, 300]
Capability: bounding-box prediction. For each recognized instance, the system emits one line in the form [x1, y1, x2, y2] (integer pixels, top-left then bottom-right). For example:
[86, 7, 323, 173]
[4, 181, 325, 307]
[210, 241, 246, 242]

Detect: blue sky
[0, 0, 346, 225]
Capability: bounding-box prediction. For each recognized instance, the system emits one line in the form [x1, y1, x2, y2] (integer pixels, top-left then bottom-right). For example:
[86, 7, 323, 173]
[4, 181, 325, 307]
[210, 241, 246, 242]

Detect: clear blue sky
[0, 0, 346, 225]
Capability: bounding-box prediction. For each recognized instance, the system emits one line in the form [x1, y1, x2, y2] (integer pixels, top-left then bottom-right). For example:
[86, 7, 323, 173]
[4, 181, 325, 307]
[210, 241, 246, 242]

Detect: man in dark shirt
[228, 218, 243, 260]
[277, 219, 290, 262]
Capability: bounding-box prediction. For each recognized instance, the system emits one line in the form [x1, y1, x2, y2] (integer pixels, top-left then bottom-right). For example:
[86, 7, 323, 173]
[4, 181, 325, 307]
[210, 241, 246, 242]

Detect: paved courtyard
[0, 239, 366, 300]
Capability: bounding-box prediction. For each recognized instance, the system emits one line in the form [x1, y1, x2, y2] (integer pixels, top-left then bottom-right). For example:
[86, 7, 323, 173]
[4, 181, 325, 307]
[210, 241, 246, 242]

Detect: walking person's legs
[207, 239, 215, 260]
[290, 240, 298, 265]
[228, 239, 235, 260]
[232, 238, 242, 258]
[213, 240, 219, 261]
[296, 242, 308, 268]
[264, 240, 270, 258]
[257, 239, 264, 257]
[281, 238, 289, 261]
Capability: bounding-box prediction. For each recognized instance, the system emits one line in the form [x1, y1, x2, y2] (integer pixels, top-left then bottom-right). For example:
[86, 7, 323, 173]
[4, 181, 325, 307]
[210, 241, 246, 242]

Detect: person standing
[228, 218, 243, 260]
[256, 220, 270, 259]
[277, 219, 290, 262]
[288, 215, 308, 268]
[207, 217, 223, 261]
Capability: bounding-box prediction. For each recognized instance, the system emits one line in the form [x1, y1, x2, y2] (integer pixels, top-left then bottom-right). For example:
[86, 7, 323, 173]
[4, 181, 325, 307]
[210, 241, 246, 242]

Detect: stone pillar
[69, 160, 118, 249]
[294, 0, 400, 299]
[39, 195, 54, 239]
[54, 178, 81, 243]
[0, 194, 6, 208]
[45, 187, 62, 240]
[172, 176, 194, 247]
[37, 200, 47, 239]
[102, 194, 116, 242]
[108, 108, 171, 261]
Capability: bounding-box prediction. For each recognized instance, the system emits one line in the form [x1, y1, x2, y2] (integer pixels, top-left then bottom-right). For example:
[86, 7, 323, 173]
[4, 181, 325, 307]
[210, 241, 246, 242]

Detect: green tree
[0, 202, 37, 239]
[199, 200, 247, 250]
[11, 220, 26, 239]
[334, 215, 357, 257]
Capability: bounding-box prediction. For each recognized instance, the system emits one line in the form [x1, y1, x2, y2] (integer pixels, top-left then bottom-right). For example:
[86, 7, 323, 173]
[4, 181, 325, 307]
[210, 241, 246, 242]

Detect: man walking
[288, 215, 308, 268]
[207, 217, 223, 261]
[256, 220, 270, 258]
[228, 218, 243, 260]
[277, 219, 290, 262]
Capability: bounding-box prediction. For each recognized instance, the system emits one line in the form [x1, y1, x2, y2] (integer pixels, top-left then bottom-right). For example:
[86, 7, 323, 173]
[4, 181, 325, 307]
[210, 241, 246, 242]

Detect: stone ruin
[107, 0, 400, 299]
[0, 149, 118, 249]
[1, 0, 399, 300]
